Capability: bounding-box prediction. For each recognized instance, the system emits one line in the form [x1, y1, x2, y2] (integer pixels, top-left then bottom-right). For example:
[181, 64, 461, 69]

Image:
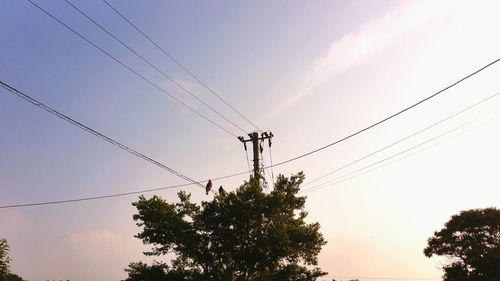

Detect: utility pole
[238, 131, 273, 189]
[251, 132, 260, 180]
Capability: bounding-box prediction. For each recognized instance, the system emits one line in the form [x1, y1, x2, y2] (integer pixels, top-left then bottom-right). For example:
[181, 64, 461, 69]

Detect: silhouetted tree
[424, 207, 500, 281]
[6, 273, 26, 281]
[123, 173, 327, 281]
[0, 240, 26, 281]
[0, 239, 10, 281]
[124, 262, 169, 281]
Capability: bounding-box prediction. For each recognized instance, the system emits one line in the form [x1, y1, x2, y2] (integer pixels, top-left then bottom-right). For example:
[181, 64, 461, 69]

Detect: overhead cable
[301, 92, 500, 188]
[0, 80, 204, 189]
[0, 163, 251, 209]
[1, 88, 497, 207]
[0, 182, 194, 209]
[301, 109, 500, 194]
[64, 0, 247, 134]
[2, 104, 492, 208]
[25, 0, 238, 138]
[100, 0, 263, 132]
[269, 58, 500, 168]
[268, 144, 276, 188]
[0, 161, 250, 209]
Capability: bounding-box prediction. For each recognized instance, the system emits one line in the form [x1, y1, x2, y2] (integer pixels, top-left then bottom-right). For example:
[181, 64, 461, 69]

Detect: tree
[0, 239, 27, 281]
[424, 207, 500, 281]
[124, 262, 169, 281]
[0, 239, 10, 281]
[124, 173, 327, 281]
[7, 273, 26, 281]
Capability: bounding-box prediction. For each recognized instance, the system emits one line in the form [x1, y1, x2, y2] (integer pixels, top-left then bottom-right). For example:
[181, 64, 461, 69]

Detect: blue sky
[2, 0, 500, 280]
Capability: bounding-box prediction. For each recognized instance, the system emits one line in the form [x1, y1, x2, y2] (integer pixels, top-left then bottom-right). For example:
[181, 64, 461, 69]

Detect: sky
[1, 0, 500, 280]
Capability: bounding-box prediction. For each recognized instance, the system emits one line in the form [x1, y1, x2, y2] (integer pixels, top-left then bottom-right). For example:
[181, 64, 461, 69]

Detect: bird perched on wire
[206, 179, 212, 195]
[218, 186, 226, 196]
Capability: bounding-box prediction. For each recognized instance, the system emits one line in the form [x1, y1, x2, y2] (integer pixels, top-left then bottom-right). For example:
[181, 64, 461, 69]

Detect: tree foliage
[424, 207, 500, 281]
[124, 261, 170, 281]
[124, 173, 327, 281]
[0, 239, 10, 281]
[6, 273, 26, 281]
[0, 239, 26, 281]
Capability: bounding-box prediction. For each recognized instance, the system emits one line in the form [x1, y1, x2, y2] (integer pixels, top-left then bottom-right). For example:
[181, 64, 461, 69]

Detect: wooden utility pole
[251, 132, 260, 180]
[238, 131, 273, 188]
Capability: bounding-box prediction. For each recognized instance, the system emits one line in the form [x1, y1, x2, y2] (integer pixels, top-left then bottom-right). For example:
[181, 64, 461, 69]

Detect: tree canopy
[424, 207, 500, 281]
[124, 173, 327, 281]
[0, 239, 10, 281]
[6, 273, 25, 281]
[0, 239, 26, 281]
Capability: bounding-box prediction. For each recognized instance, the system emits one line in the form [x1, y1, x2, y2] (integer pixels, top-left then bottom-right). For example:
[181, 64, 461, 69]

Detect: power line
[0, 182, 194, 209]
[7, 2, 500, 205]
[100, 0, 262, 132]
[269, 57, 500, 168]
[0, 158, 250, 209]
[301, 113, 494, 193]
[2, 95, 497, 208]
[25, 0, 500, 164]
[5, 108, 495, 209]
[24, 0, 238, 138]
[301, 92, 500, 188]
[244, 149, 252, 173]
[1, 79, 251, 209]
[63, 0, 247, 135]
[0, 80, 204, 189]
[301, 109, 500, 194]
[0, 164, 252, 209]
[268, 144, 276, 188]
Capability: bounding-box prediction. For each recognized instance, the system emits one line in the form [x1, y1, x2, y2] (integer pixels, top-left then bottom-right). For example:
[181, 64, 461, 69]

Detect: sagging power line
[301, 108, 500, 194]
[100, 0, 263, 132]
[0, 166, 250, 209]
[2, 91, 498, 207]
[3, 58, 498, 207]
[0, 182, 194, 209]
[3, 100, 497, 208]
[21, 1, 500, 177]
[269, 57, 500, 168]
[24, 0, 238, 138]
[63, 0, 248, 135]
[5, 92, 495, 208]
[0, 80, 204, 189]
[301, 92, 500, 188]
